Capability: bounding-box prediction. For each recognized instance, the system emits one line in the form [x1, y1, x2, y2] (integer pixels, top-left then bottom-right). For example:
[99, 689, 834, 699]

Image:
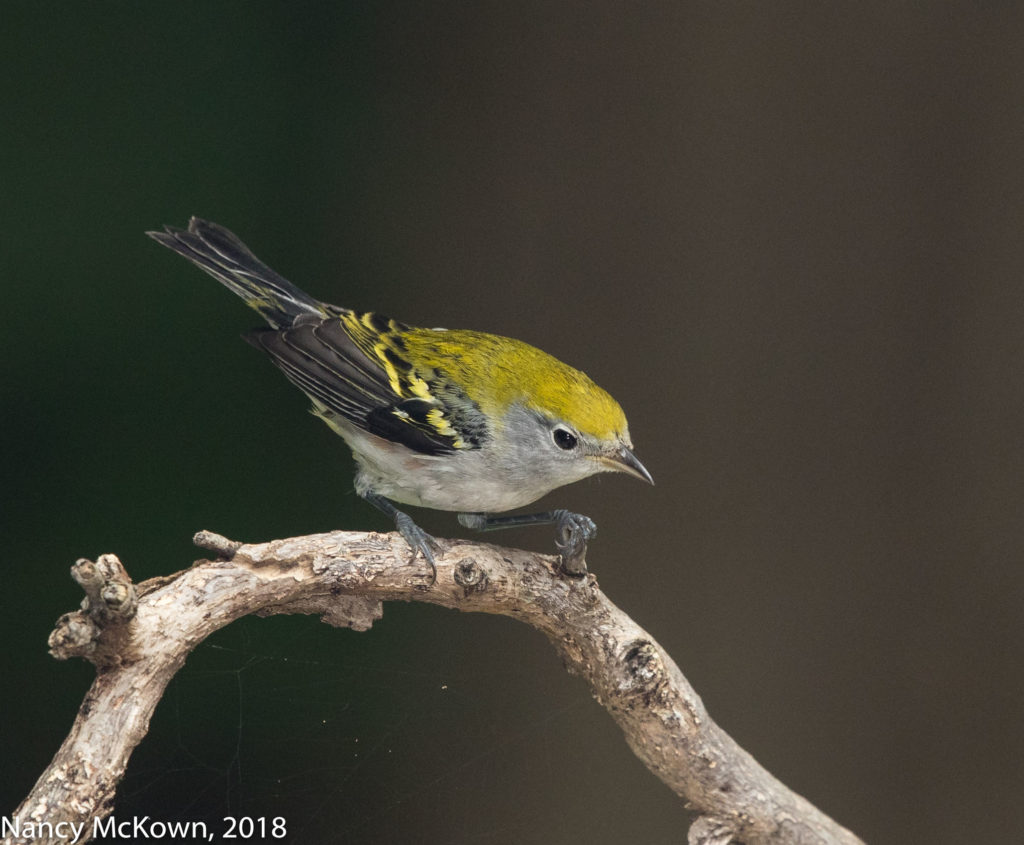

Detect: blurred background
[3, 3, 1022, 843]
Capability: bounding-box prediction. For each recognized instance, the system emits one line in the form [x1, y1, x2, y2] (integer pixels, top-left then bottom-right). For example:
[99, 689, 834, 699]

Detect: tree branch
[6, 530, 863, 845]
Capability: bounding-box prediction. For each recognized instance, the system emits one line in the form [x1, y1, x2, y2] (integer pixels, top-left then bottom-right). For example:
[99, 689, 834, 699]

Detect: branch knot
[623, 640, 673, 710]
[453, 557, 488, 593]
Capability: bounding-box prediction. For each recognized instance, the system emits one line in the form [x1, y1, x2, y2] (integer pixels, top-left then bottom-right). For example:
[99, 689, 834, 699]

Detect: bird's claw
[455, 508, 597, 577]
[553, 510, 597, 576]
[394, 512, 440, 585]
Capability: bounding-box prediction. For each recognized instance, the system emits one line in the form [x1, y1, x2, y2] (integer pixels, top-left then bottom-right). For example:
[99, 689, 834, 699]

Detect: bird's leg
[457, 509, 596, 575]
[360, 491, 439, 583]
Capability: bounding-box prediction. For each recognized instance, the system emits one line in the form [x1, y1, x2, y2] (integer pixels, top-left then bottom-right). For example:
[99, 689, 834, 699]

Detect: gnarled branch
[6, 530, 863, 845]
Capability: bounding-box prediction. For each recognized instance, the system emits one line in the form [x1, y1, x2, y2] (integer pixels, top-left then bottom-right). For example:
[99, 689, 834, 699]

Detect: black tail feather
[147, 217, 325, 328]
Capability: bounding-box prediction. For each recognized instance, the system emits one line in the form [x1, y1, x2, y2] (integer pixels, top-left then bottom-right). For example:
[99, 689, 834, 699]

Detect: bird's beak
[601, 444, 654, 485]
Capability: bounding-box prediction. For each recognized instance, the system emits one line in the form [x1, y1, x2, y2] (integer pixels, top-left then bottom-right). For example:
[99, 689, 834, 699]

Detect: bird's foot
[393, 511, 440, 584]
[551, 509, 596, 576]
[361, 491, 439, 585]
[457, 509, 596, 576]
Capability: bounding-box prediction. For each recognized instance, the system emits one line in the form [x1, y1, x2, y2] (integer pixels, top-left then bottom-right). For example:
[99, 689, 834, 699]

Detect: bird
[148, 218, 652, 579]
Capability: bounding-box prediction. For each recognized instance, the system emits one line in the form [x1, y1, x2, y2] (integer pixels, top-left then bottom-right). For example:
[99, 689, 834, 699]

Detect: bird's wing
[247, 315, 477, 456]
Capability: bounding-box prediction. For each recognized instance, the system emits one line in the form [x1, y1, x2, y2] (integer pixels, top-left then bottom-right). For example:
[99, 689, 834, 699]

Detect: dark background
[3, 3, 1022, 843]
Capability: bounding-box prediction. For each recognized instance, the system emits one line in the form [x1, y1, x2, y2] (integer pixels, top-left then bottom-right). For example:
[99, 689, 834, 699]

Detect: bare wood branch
[6, 531, 864, 845]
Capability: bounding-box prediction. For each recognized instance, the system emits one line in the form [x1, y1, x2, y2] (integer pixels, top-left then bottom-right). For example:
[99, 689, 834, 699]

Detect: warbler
[148, 218, 652, 576]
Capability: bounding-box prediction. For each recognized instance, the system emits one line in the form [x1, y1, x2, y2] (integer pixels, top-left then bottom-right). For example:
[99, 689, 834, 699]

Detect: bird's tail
[148, 217, 326, 328]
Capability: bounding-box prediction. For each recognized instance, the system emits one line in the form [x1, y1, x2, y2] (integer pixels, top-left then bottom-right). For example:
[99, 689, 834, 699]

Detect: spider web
[114, 603, 603, 844]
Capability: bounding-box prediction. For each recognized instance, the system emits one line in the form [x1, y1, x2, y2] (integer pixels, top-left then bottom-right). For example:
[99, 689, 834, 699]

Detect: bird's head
[495, 354, 653, 500]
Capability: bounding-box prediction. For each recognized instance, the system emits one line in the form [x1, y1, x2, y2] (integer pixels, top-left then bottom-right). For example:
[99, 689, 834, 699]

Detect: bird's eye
[552, 427, 578, 450]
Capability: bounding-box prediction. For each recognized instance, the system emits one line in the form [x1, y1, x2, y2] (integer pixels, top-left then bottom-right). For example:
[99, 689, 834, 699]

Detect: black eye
[553, 427, 578, 450]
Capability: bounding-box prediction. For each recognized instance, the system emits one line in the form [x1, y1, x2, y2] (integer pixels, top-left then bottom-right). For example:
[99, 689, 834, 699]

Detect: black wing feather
[247, 320, 459, 456]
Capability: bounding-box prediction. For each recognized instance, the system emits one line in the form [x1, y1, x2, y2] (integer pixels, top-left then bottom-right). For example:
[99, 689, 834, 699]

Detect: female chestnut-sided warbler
[148, 218, 651, 575]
